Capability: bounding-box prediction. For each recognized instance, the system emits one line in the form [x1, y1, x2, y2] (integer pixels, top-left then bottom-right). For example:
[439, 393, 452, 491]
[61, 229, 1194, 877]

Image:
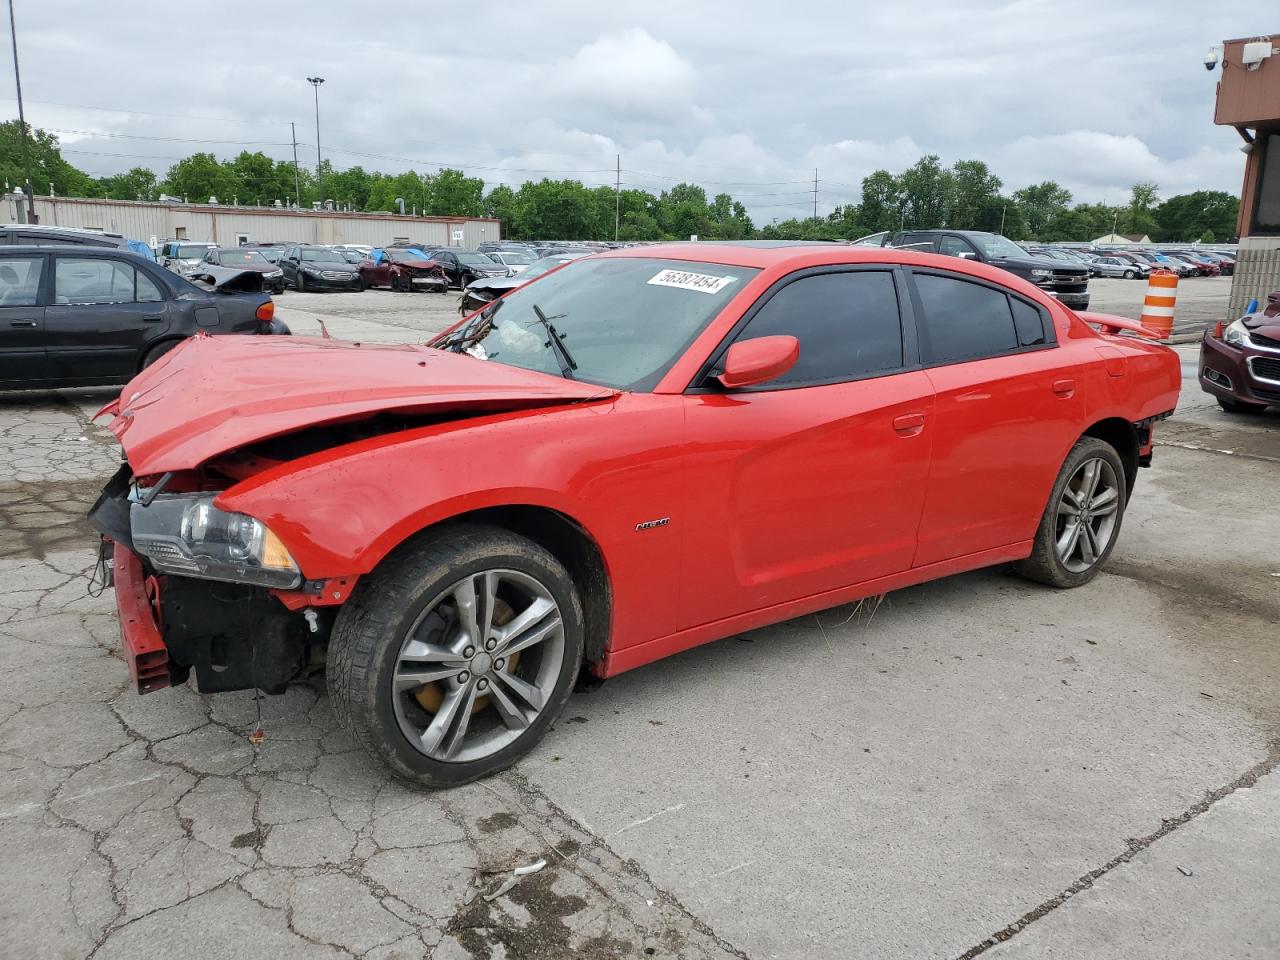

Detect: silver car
[1090, 255, 1149, 279]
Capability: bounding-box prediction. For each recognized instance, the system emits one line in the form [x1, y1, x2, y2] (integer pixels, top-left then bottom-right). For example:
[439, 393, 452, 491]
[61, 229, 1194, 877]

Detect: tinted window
[55, 258, 136, 305]
[938, 235, 974, 258]
[136, 270, 164, 303]
[1011, 298, 1048, 346]
[914, 273, 1017, 364]
[0, 256, 44, 306]
[734, 271, 903, 385]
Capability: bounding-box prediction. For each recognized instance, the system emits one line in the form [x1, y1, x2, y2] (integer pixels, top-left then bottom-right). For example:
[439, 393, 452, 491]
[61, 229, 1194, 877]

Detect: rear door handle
[893, 412, 926, 436]
[9, 319, 37, 328]
[1053, 378, 1076, 397]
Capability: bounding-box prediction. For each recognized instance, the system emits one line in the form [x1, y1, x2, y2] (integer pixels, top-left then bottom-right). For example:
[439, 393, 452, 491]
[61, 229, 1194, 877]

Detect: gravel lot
[1, 275, 1276, 960]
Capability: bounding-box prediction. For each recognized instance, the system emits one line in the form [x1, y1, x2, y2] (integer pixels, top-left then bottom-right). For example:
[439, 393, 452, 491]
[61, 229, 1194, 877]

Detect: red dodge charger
[91, 242, 1180, 787]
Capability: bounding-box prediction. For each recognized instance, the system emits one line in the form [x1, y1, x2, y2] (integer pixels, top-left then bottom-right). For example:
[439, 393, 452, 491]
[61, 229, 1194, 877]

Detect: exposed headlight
[267, 270, 283, 279]
[1222, 318, 1248, 348]
[1030, 268, 1052, 278]
[131, 493, 301, 589]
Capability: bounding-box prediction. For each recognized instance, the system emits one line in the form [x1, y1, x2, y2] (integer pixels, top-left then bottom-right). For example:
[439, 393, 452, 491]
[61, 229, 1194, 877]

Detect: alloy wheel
[391, 569, 565, 763]
[1054, 458, 1121, 573]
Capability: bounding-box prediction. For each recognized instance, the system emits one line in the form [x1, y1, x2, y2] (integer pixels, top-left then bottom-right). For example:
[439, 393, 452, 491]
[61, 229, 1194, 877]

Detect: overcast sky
[6, 2, 1268, 223]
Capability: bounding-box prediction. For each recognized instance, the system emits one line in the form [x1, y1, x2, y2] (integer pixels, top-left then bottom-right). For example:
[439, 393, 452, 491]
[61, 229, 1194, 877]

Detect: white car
[485, 250, 536, 275]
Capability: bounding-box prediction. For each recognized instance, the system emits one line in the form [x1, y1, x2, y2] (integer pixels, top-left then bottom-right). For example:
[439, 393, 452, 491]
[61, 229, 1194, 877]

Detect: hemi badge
[635, 517, 670, 532]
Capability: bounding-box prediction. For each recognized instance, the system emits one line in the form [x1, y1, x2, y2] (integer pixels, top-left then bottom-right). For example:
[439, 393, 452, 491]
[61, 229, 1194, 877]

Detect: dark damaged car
[0, 246, 287, 390]
[1200, 292, 1280, 413]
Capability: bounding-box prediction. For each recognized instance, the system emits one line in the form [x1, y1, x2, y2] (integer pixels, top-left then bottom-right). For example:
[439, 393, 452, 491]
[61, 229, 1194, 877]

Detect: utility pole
[999, 204, 1007, 235]
[614, 154, 621, 242]
[812, 168, 819, 221]
[1112, 208, 1119, 238]
[307, 76, 325, 204]
[290, 122, 301, 207]
[8, 0, 36, 223]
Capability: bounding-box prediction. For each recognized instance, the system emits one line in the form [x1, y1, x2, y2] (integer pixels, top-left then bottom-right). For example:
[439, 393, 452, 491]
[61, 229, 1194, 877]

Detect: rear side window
[913, 273, 1018, 364]
[136, 270, 165, 303]
[1011, 298, 1049, 346]
[0, 256, 44, 306]
[732, 270, 903, 386]
[55, 258, 136, 305]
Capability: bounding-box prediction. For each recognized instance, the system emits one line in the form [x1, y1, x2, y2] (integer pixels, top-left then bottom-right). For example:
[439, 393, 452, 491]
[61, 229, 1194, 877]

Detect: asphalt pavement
[0, 276, 1276, 960]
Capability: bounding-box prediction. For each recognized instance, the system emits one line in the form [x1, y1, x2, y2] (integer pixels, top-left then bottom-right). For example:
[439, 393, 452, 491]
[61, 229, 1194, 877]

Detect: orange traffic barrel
[1140, 270, 1178, 340]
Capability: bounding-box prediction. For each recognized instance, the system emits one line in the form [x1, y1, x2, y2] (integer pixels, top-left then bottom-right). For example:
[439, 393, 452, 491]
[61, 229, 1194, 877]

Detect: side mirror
[956, 250, 976, 260]
[716, 335, 800, 390]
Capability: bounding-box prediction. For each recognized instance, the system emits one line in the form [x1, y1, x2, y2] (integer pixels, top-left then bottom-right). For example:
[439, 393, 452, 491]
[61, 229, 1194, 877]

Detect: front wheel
[1218, 397, 1267, 415]
[327, 524, 585, 788]
[1013, 438, 1126, 589]
[1123, 270, 1135, 279]
[295, 272, 306, 293]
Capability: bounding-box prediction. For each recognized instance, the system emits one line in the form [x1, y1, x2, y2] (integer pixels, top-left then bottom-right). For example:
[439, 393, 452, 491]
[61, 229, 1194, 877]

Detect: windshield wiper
[530, 304, 577, 379]
[439, 298, 504, 352]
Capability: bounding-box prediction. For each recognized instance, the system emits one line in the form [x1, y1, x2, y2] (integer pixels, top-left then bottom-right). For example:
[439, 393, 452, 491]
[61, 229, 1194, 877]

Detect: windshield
[257, 248, 283, 262]
[972, 234, 1029, 259]
[436, 257, 758, 391]
[220, 249, 270, 265]
[388, 250, 431, 265]
[521, 256, 579, 281]
[495, 252, 535, 265]
[301, 248, 345, 262]
[456, 253, 496, 266]
[179, 245, 212, 259]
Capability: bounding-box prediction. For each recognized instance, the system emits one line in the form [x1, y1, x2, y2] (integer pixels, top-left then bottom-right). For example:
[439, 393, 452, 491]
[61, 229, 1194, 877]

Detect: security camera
[1204, 46, 1219, 71]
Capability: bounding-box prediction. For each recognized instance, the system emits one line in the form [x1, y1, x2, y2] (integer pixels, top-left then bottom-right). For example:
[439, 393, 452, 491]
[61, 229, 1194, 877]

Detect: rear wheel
[1217, 397, 1268, 415]
[1013, 438, 1126, 589]
[140, 339, 180, 370]
[327, 524, 584, 788]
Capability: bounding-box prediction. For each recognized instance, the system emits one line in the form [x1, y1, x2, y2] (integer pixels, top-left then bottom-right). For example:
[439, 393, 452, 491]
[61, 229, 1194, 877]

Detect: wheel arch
[379, 504, 613, 667]
[1079, 417, 1139, 497]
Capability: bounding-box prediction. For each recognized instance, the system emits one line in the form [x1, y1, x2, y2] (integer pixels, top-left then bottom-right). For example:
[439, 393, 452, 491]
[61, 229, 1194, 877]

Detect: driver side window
[729, 270, 904, 387]
[938, 236, 975, 258]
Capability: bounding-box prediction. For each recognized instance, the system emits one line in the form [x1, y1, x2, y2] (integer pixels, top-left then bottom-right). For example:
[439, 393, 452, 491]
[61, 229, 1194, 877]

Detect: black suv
[427, 248, 510, 288]
[887, 230, 1090, 310]
[0, 246, 288, 390]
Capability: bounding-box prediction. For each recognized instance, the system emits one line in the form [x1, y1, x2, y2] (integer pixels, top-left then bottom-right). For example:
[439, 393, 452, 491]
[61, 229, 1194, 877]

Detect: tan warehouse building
[2, 194, 502, 250]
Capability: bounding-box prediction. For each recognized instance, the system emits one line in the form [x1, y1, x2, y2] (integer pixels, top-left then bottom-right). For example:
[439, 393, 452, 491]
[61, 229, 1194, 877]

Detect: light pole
[306, 76, 325, 205]
[7, 0, 36, 223]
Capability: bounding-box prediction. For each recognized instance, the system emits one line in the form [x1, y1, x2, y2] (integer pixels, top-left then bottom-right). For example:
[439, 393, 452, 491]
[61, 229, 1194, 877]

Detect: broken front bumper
[112, 543, 172, 694]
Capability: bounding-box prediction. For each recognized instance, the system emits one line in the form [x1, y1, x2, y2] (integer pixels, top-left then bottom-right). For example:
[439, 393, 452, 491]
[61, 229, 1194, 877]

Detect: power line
[0, 93, 290, 125]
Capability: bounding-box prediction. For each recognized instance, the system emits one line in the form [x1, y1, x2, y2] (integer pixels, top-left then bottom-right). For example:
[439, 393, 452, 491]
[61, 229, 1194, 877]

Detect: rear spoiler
[187, 266, 267, 294]
[1077, 311, 1163, 341]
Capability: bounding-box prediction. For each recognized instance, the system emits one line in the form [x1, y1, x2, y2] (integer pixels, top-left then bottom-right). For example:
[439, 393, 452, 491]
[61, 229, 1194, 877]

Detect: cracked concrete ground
[1, 289, 1277, 959]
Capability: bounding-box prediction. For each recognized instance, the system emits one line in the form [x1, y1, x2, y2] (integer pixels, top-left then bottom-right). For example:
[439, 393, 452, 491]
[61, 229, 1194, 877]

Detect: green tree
[898, 155, 953, 228]
[1153, 190, 1238, 242]
[948, 160, 1002, 230]
[1013, 181, 1072, 238]
[0, 121, 97, 197]
[427, 168, 484, 217]
[161, 152, 236, 203]
[96, 166, 158, 201]
[1122, 182, 1159, 238]
[484, 184, 518, 227]
[859, 169, 902, 234]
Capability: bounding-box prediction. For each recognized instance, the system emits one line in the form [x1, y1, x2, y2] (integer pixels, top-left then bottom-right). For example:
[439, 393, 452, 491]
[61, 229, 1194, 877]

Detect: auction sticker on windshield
[647, 269, 738, 294]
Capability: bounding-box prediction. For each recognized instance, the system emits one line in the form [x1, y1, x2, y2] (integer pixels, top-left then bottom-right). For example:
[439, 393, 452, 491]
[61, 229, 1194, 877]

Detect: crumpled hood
[98, 334, 617, 474]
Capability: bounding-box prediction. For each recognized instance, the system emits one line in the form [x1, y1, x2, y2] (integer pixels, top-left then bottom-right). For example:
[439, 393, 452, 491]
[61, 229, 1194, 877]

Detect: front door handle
[142, 316, 165, 323]
[1053, 378, 1076, 397]
[9, 319, 37, 328]
[893, 412, 926, 436]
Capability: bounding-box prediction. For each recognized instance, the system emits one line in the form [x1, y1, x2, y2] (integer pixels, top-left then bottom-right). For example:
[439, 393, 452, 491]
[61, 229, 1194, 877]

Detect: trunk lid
[99, 334, 617, 474]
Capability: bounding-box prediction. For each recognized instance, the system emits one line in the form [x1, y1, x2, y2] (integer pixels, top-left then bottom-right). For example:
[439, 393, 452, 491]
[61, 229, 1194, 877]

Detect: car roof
[598, 241, 931, 269]
[2, 244, 156, 262]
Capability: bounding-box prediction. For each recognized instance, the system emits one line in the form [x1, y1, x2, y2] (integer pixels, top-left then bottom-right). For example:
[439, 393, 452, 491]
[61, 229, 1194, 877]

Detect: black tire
[1217, 397, 1267, 415]
[1123, 270, 1135, 279]
[140, 338, 180, 370]
[295, 272, 306, 293]
[1013, 437, 1127, 589]
[358, 274, 368, 291]
[327, 523, 585, 788]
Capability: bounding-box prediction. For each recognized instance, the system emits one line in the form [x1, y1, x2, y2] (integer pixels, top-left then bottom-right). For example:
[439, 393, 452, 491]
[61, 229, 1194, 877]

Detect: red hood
[99, 334, 616, 474]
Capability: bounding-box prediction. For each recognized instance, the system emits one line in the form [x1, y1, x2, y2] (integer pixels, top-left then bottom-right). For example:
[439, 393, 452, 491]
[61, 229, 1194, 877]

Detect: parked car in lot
[888, 230, 1090, 310]
[429, 249, 511, 288]
[0, 246, 287, 389]
[457, 253, 590, 315]
[1156, 252, 1211, 277]
[158, 241, 218, 276]
[278, 245, 362, 291]
[92, 241, 1178, 787]
[1090, 255, 1147, 279]
[486, 250, 536, 275]
[359, 248, 448, 292]
[1199, 292, 1280, 413]
[200, 247, 286, 293]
